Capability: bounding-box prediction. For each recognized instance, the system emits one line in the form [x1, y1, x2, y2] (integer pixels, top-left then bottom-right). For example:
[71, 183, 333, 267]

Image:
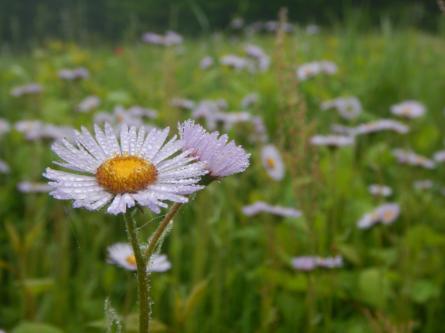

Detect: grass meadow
[1, 21, 445, 333]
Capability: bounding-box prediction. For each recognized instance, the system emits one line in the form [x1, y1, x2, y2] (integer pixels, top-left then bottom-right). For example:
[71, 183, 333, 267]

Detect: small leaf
[358, 268, 391, 308]
[5, 222, 22, 254]
[183, 280, 208, 320]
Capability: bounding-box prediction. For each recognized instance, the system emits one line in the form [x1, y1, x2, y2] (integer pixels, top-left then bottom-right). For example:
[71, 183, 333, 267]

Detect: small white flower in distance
[310, 135, 354, 148]
[77, 95, 100, 113]
[331, 124, 356, 136]
[15, 120, 74, 141]
[357, 203, 400, 229]
[354, 119, 409, 135]
[433, 150, 445, 163]
[316, 256, 343, 269]
[291, 256, 318, 271]
[0, 118, 10, 137]
[261, 144, 285, 180]
[390, 100, 426, 119]
[220, 54, 253, 71]
[244, 44, 270, 71]
[59, 67, 89, 80]
[171, 97, 196, 110]
[368, 184, 392, 197]
[251, 116, 268, 143]
[230, 17, 244, 29]
[377, 203, 400, 225]
[0, 160, 10, 174]
[393, 149, 435, 169]
[242, 201, 301, 218]
[292, 255, 343, 271]
[413, 179, 434, 190]
[17, 181, 52, 193]
[10, 83, 43, 97]
[305, 24, 320, 35]
[200, 56, 214, 70]
[44, 123, 207, 215]
[107, 243, 171, 272]
[241, 92, 259, 109]
[321, 96, 362, 120]
[178, 120, 250, 178]
[296, 62, 321, 81]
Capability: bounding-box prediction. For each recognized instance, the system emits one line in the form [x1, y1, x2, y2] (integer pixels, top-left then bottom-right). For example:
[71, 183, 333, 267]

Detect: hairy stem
[144, 202, 183, 260]
[125, 213, 150, 333]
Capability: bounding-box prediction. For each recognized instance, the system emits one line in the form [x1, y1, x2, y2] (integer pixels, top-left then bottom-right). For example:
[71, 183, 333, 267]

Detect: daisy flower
[242, 201, 301, 218]
[10, 83, 43, 97]
[291, 255, 343, 271]
[368, 184, 392, 197]
[77, 95, 101, 113]
[296, 61, 337, 81]
[357, 203, 400, 229]
[244, 44, 270, 71]
[107, 243, 171, 272]
[241, 92, 259, 109]
[310, 135, 354, 148]
[220, 54, 253, 71]
[171, 97, 196, 110]
[0, 160, 10, 174]
[321, 96, 362, 120]
[261, 145, 285, 180]
[390, 100, 426, 119]
[433, 150, 445, 163]
[59, 67, 89, 80]
[392, 149, 435, 169]
[354, 119, 409, 135]
[43, 123, 208, 215]
[413, 179, 434, 190]
[0, 118, 10, 137]
[200, 56, 214, 70]
[178, 120, 250, 178]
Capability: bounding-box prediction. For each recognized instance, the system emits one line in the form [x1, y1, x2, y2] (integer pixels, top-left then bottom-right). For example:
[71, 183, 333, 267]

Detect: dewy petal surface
[44, 122, 208, 215]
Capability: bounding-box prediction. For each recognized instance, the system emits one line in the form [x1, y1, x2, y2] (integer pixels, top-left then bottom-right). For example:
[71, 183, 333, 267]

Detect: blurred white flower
[44, 123, 207, 215]
[230, 17, 244, 29]
[390, 100, 425, 119]
[107, 243, 171, 272]
[393, 149, 435, 169]
[200, 56, 214, 70]
[0, 160, 10, 174]
[10, 83, 43, 97]
[297, 61, 337, 81]
[241, 92, 259, 109]
[242, 201, 301, 218]
[310, 135, 354, 148]
[59, 67, 89, 80]
[220, 54, 253, 71]
[15, 120, 74, 141]
[368, 184, 392, 197]
[244, 44, 270, 71]
[292, 255, 342, 271]
[321, 96, 362, 120]
[354, 119, 409, 135]
[357, 203, 400, 229]
[171, 97, 196, 110]
[142, 31, 183, 46]
[413, 179, 434, 190]
[433, 150, 445, 163]
[94, 105, 157, 130]
[250, 116, 268, 143]
[261, 145, 285, 180]
[77, 95, 101, 113]
[305, 24, 320, 35]
[0, 118, 11, 137]
[17, 181, 52, 193]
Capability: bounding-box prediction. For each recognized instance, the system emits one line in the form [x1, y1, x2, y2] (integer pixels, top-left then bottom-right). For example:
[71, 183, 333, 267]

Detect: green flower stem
[144, 202, 183, 260]
[124, 213, 150, 333]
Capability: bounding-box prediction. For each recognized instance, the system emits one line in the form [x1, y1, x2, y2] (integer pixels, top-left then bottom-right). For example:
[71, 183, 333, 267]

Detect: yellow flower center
[382, 210, 395, 222]
[266, 158, 276, 169]
[96, 155, 157, 194]
[126, 255, 137, 266]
